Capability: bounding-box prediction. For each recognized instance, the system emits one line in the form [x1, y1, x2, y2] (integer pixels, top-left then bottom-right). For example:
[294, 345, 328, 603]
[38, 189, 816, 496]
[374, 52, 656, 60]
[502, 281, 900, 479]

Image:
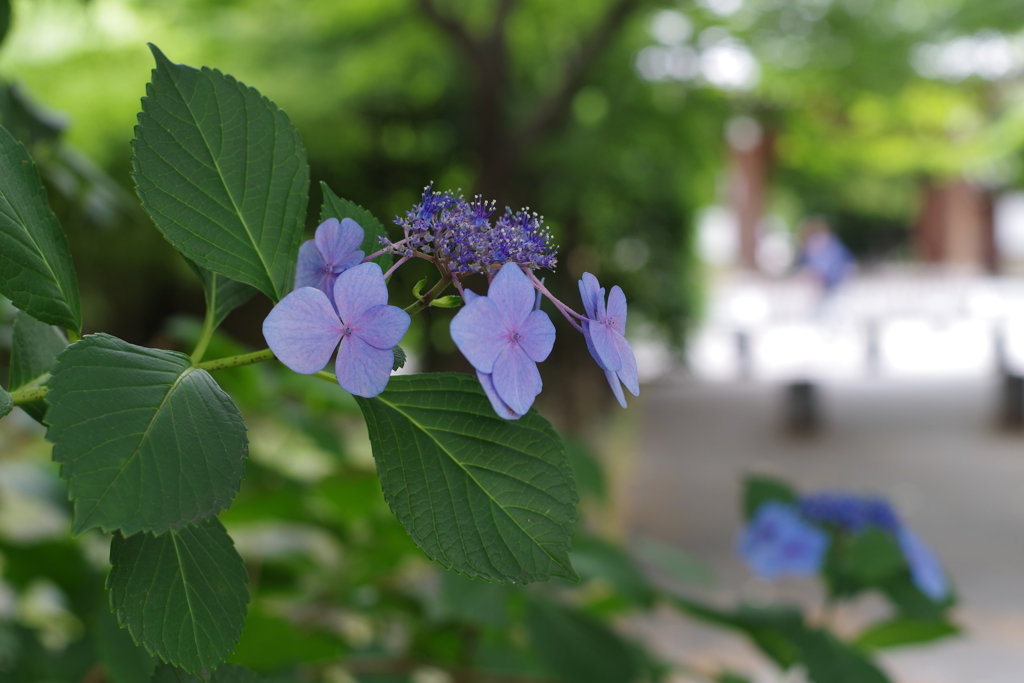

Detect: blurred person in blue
[797, 216, 855, 308]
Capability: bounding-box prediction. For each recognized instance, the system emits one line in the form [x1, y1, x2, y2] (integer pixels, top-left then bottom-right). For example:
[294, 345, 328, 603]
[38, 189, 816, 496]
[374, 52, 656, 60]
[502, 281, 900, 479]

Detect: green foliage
[93, 607, 160, 683]
[46, 333, 248, 536]
[742, 475, 797, 520]
[8, 308, 68, 422]
[132, 44, 309, 302]
[0, 124, 81, 332]
[391, 345, 407, 371]
[229, 608, 342, 671]
[186, 259, 258, 331]
[356, 373, 578, 584]
[320, 181, 392, 270]
[855, 617, 959, 652]
[0, 383, 10, 418]
[108, 518, 249, 675]
[570, 536, 655, 607]
[673, 598, 891, 683]
[525, 598, 640, 683]
[152, 662, 265, 683]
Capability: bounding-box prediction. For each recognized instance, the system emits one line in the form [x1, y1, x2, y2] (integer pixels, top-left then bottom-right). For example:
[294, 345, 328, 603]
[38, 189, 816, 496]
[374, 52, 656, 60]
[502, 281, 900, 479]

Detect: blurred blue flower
[897, 527, 949, 601]
[578, 273, 639, 408]
[738, 501, 829, 579]
[264, 263, 410, 397]
[450, 263, 555, 418]
[798, 492, 901, 533]
[295, 217, 365, 301]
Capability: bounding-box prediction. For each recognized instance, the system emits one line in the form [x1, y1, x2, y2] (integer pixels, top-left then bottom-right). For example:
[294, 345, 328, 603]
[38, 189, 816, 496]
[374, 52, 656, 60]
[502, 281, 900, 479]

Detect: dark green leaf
[94, 606, 159, 683]
[186, 259, 258, 330]
[46, 333, 248, 535]
[356, 373, 578, 583]
[9, 308, 67, 422]
[0, 123, 81, 331]
[109, 518, 249, 676]
[320, 182, 392, 270]
[842, 529, 905, 584]
[132, 44, 309, 301]
[880, 572, 955, 618]
[570, 536, 654, 606]
[742, 475, 797, 520]
[0, 384, 11, 419]
[0, 83, 66, 148]
[854, 617, 958, 651]
[392, 345, 406, 371]
[789, 628, 891, 683]
[563, 437, 606, 501]
[152, 662, 265, 683]
[525, 598, 639, 683]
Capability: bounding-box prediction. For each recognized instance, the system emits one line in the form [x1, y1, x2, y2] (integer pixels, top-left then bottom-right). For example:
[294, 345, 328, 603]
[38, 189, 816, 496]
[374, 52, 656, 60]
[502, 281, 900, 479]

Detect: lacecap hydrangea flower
[737, 501, 829, 579]
[740, 492, 950, 601]
[264, 263, 410, 397]
[450, 263, 555, 419]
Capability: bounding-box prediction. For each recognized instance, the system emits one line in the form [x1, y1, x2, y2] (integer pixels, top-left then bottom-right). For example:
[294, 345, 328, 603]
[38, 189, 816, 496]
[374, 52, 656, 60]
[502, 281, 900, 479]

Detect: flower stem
[313, 370, 338, 384]
[196, 348, 276, 372]
[404, 274, 452, 314]
[525, 270, 584, 332]
[66, 329, 80, 344]
[190, 307, 217, 365]
[364, 237, 411, 262]
[10, 386, 48, 405]
[383, 256, 409, 280]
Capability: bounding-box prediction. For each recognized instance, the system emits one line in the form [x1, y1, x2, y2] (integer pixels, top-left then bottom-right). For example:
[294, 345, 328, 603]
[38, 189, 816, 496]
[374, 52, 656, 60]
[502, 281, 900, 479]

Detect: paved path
[623, 375, 1024, 682]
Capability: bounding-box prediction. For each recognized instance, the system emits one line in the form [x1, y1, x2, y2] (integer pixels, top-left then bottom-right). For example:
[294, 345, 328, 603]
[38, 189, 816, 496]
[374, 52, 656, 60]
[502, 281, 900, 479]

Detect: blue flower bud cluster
[797, 492, 901, 534]
[389, 184, 558, 274]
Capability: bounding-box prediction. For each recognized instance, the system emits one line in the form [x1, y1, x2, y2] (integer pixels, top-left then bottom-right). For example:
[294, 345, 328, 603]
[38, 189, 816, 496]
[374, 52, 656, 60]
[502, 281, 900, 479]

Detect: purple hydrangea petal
[477, 371, 523, 420]
[491, 342, 542, 416]
[450, 297, 507, 373]
[263, 287, 343, 374]
[335, 333, 395, 397]
[578, 273, 602, 319]
[462, 288, 481, 303]
[898, 527, 949, 601]
[580, 322, 607, 371]
[351, 304, 411, 350]
[612, 333, 639, 396]
[333, 263, 389, 325]
[589, 322, 623, 372]
[295, 240, 329, 294]
[488, 263, 534, 330]
[517, 310, 556, 363]
[605, 369, 627, 408]
[315, 217, 364, 266]
[606, 286, 627, 336]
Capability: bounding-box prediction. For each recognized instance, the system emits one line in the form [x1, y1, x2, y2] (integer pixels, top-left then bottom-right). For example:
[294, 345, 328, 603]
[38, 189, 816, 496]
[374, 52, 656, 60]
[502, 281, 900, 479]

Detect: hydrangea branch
[404, 274, 453, 314]
[196, 347, 276, 372]
[190, 306, 217, 364]
[9, 386, 48, 405]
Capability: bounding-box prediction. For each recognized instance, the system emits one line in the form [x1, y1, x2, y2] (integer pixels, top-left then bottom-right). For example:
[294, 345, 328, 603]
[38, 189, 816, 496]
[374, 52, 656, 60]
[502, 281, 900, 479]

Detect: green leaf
[854, 617, 958, 651]
[319, 182, 392, 270]
[46, 333, 248, 536]
[634, 537, 713, 586]
[841, 529, 905, 584]
[109, 518, 249, 676]
[94, 606, 159, 683]
[437, 569, 508, 627]
[570, 536, 654, 606]
[186, 259, 258, 330]
[430, 295, 463, 308]
[525, 598, 639, 683]
[0, 384, 11, 419]
[789, 628, 891, 683]
[9, 308, 67, 422]
[411, 277, 428, 299]
[132, 44, 309, 302]
[742, 475, 797, 520]
[355, 373, 578, 583]
[0, 124, 81, 331]
[152, 662, 265, 683]
[392, 345, 407, 371]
